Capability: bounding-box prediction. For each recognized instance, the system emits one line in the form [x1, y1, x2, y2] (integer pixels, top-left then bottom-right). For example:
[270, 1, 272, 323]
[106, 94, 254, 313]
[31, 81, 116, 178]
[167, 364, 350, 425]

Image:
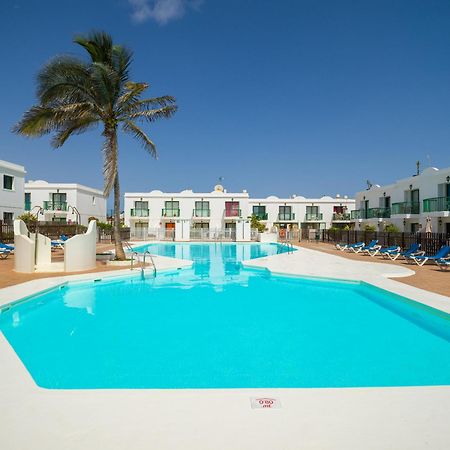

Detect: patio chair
[386, 243, 422, 261]
[351, 239, 379, 254]
[407, 246, 450, 267]
[367, 245, 400, 258]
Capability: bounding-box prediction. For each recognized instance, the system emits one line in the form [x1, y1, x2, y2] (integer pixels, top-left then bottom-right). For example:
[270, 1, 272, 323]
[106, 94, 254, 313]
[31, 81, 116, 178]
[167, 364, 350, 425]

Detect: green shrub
[363, 224, 376, 232]
[384, 223, 400, 233]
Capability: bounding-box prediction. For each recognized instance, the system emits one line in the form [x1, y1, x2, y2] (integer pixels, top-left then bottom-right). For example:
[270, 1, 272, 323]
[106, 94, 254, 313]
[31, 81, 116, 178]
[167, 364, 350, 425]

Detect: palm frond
[122, 120, 157, 158]
[119, 95, 176, 115]
[126, 105, 178, 123]
[51, 117, 99, 148]
[74, 31, 114, 65]
[37, 56, 94, 105]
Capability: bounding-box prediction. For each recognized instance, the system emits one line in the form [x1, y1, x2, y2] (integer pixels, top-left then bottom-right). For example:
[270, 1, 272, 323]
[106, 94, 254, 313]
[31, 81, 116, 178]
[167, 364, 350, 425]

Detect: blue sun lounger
[367, 245, 400, 258]
[408, 245, 450, 267]
[351, 239, 379, 254]
[386, 243, 422, 261]
[336, 242, 364, 251]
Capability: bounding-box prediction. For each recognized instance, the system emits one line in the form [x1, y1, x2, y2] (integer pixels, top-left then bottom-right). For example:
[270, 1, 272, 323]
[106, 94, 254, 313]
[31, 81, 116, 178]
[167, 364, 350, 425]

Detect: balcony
[162, 208, 180, 217]
[253, 212, 268, 220]
[423, 197, 450, 213]
[366, 207, 391, 219]
[193, 208, 210, 218]
[277, 213, 296, 221]
[391, 202, 420, 215]
[43, 201, 67, 211]
[130, 208, 149, 217]
[225, 209, 242, 218]
[350, 209, 362, 220]
[304, 213, 323, 221]
[332, 212, 351, 221]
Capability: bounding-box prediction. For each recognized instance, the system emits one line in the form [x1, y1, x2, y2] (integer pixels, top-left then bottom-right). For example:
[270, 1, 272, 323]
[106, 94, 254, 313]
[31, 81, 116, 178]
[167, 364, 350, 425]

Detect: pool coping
[1, 243, 450, 450]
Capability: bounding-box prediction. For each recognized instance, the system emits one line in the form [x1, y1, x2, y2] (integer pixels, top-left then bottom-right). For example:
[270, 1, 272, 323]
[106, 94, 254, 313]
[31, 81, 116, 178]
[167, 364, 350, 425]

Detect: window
[92, 196, 96, 205]
[306, 206, 319, 215]
[279, 205, 292, 220]
[225, 201, 240, 217]
[3, 175, 13, 190]
[24, 193, 31, 211]
[51, 193, 67, 209]
[135, 201, 148, 209]
[164, 201, 180, 216]
[194, 201, 210, 217]
[3, 212, 13, 223]
[252, 205, 266, 218]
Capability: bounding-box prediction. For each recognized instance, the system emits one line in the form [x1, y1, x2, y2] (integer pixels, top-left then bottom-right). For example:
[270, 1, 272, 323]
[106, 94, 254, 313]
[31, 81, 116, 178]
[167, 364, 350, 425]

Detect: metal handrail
[143, 250, 157, 276]
[130, 251, 139, 270]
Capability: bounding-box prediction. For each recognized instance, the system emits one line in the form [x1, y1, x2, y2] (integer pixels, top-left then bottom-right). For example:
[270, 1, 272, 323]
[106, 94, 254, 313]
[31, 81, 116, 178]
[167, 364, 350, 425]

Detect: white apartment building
[124, 185, 355, 239]
[25, 180, 107, 226]
[353, 166, 450, 234]
[249, 195, 355, 231]
[0, 159, 26, 224]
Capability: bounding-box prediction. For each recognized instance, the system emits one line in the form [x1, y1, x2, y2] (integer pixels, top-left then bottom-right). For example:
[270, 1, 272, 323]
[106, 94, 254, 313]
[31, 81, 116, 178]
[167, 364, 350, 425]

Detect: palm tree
[14, 32, 177, 260]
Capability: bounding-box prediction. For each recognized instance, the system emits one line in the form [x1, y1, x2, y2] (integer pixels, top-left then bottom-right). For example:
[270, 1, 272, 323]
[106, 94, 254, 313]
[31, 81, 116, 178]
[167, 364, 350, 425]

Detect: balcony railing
[366, 207, 391, 219]
[131, 208, 149, 217]
[391, 202, 420, 215]
[350, 209, 362, 220]
[24, 201, 31, 211]
[304, 213, 323, 221]
[332, 212, 351, 221]
[162, 208, 180, 217]
[423, 196, 450, 213]
[193, 208, 210, 217]
[225, 209, 242, 218]
[43, 201, 67, 211]
[253, 212, 268, 220]
[277, 213, 296, 221]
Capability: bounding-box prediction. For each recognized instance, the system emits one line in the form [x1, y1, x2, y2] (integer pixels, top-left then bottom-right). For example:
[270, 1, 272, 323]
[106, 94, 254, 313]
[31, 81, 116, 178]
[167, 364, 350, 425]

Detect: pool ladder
[130, 250, 157, 277]
[279, 241, 295, 254]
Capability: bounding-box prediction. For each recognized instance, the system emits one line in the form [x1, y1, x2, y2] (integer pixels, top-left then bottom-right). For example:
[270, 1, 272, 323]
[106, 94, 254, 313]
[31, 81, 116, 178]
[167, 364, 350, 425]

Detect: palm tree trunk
[113, 173, 126, 260]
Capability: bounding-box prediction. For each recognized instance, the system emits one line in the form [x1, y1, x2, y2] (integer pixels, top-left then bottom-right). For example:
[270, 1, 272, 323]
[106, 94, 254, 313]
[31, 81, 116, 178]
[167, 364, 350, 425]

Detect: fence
[0, 220, 130, 244]
[97, 228, 130, 243]
[129, 227, 260, 242]
[321, 229, 450, 255]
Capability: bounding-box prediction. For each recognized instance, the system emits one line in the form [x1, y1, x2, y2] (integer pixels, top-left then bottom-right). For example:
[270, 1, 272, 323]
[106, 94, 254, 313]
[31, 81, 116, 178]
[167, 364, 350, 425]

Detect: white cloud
[129, 0, 203, 25]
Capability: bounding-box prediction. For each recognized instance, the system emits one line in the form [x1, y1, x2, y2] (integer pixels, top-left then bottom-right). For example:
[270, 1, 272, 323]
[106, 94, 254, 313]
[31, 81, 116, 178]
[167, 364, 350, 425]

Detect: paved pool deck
[1, 244, 449, 450]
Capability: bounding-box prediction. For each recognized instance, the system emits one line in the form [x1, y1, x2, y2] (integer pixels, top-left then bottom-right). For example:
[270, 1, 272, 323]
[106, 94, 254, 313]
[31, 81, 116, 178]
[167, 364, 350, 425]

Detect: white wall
[25, 180, 106, 225]
[0, 160, 26, 222]
[124, 188, 251, 238]
[124, 187, 355, 239]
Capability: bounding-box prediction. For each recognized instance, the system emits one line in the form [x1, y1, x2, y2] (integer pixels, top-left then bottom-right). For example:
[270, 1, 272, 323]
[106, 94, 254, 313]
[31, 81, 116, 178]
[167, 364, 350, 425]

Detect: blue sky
[1, 0, 450, 202]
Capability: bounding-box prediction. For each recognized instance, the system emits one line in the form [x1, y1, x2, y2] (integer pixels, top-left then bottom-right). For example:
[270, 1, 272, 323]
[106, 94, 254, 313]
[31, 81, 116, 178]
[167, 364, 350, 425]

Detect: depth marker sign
[250, 397, 281, 409]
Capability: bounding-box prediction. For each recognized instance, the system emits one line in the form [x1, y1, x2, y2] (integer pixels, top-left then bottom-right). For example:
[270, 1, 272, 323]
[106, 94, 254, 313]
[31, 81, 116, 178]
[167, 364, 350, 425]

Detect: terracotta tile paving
[0, 244, 126, 290]
[295, 241, 450, 298]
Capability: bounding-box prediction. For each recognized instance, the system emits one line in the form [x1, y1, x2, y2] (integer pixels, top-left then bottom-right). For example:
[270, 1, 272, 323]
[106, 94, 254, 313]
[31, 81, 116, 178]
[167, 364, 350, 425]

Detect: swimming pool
[1, 242, 449, 389]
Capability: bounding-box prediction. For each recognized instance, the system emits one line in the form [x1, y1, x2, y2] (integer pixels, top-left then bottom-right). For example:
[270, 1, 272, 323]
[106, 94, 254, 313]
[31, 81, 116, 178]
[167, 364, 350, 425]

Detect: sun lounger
[51, 240, 65, 250]
[367, 245, 400, 258]
[336, 242, 364, 251]
[408, 246, 450, 266]
[386, 243, 423, 261]
[0, 242, 14, 253]
[0, 249, 11, 259]
[351, 239, 379, 254]
[436, 257, 450, 270]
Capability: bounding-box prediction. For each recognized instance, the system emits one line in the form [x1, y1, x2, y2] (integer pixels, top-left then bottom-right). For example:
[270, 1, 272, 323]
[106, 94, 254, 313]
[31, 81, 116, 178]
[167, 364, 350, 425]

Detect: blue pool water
[1, 242, 449, 389]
